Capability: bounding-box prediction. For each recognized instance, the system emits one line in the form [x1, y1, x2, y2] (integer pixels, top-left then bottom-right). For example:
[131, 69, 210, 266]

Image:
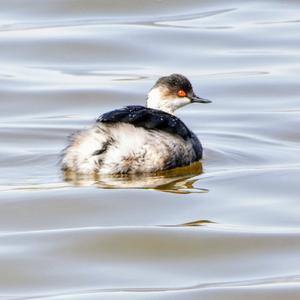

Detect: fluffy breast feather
[62, 122, 202, 174]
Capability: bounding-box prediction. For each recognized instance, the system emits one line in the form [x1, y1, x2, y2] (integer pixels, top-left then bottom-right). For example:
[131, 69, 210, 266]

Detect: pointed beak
[190, 95, 212, 104]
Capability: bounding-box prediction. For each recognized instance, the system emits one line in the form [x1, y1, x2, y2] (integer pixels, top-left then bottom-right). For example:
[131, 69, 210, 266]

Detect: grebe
[62, 74, 211, 174]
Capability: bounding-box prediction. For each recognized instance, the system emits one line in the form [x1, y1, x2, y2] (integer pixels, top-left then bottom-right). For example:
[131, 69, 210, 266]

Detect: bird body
[62, 74, 211, 175]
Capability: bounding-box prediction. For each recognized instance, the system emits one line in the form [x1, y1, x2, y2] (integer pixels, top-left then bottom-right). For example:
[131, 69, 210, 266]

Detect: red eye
[177, 90, 186, 97]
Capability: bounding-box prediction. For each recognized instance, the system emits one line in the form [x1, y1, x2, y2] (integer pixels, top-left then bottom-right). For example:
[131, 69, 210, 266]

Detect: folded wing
[97, 105, 192, 140]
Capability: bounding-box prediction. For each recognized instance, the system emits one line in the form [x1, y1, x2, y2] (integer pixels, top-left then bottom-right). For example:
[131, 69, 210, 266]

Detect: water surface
[0, 0, 300, 299]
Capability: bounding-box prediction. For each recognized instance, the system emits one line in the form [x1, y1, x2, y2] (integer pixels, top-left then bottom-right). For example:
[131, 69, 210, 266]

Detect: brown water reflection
[63, 162, 205, 193]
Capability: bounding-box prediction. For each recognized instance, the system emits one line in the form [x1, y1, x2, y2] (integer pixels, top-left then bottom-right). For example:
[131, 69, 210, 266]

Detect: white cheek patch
[147, 88, 191, 114]
[172, 97, 191, 108]
[165, 97, 190, 113]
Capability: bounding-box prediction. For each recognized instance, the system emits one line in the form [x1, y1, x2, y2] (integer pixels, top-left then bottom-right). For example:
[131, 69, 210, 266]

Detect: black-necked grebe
[62, 74, 211, 174]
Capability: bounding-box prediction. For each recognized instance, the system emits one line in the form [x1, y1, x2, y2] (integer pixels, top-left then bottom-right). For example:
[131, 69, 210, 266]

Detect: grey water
[0, 0, 300, 299]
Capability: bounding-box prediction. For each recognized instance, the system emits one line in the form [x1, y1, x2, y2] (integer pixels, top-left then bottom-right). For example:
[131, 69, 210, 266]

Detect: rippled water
[1, 0, 300, 299]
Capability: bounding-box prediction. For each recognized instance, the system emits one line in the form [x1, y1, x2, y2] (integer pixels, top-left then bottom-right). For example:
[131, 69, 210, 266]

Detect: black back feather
[97, 105, 192, 140]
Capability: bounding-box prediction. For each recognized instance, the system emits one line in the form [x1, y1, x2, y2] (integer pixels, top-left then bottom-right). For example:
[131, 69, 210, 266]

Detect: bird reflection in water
[63, 161, 208, 194]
